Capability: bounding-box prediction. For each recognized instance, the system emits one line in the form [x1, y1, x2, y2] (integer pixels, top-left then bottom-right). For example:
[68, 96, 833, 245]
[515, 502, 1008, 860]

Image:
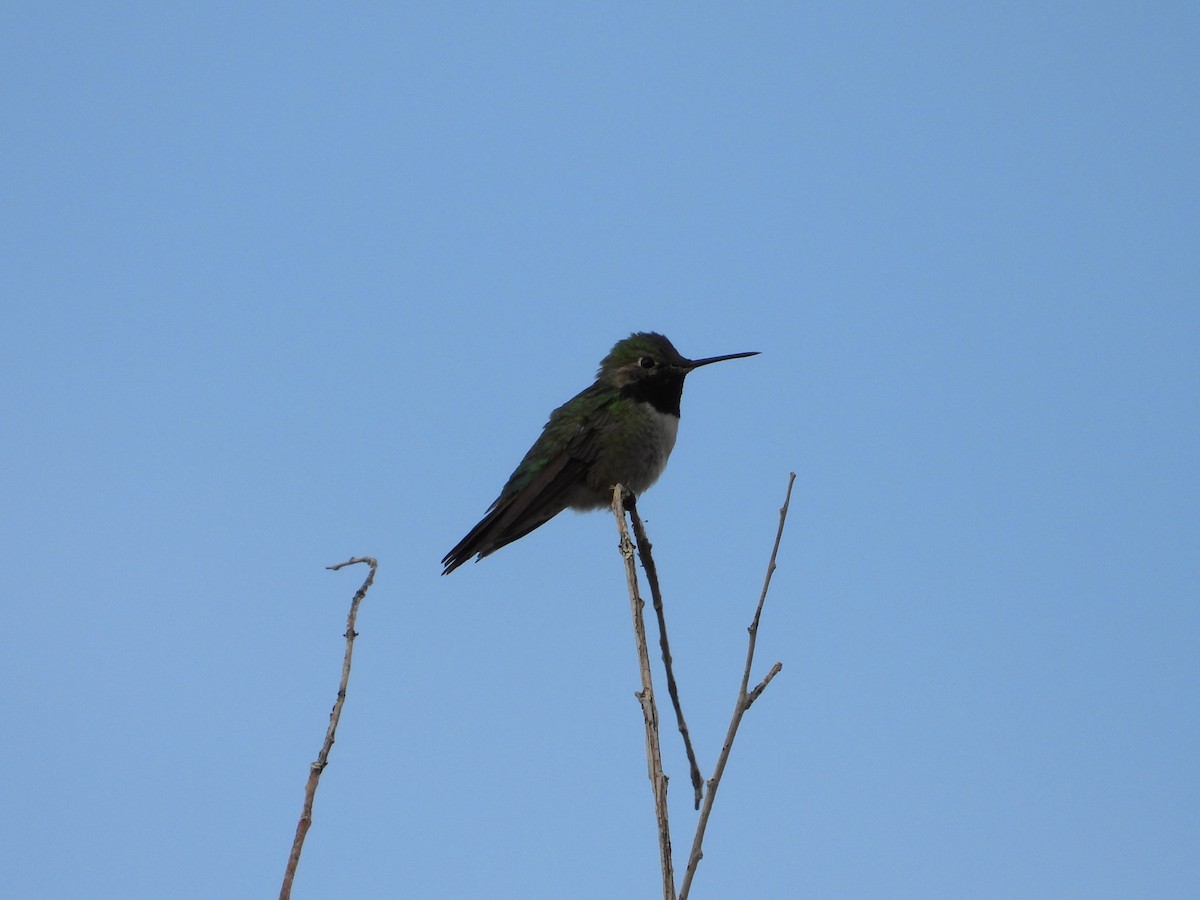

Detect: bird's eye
[639, 356, 656, 369]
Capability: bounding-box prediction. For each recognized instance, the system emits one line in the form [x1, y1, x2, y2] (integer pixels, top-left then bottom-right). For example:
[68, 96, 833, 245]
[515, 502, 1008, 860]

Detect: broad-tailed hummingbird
[442, 332, 758, 574]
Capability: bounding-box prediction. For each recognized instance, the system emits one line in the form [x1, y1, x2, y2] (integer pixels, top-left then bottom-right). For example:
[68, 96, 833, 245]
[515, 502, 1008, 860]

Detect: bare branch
[679, 474, 794, 899]
[626, 494, 705, 810]
[746, 661, 783, 709]
[612, 487, 676, 900]
[279, 556, 378, 900]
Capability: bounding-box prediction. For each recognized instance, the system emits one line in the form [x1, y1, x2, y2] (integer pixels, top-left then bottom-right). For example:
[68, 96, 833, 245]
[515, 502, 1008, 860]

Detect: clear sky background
[3, 5, 1197, 899]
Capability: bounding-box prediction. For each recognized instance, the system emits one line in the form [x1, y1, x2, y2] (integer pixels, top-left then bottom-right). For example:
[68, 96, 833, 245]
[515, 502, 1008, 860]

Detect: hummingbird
[442, 332, 758, 574]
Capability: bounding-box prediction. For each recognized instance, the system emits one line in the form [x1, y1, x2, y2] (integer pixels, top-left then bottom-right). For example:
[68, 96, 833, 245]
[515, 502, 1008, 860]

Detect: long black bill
[683, 350, 760, 369]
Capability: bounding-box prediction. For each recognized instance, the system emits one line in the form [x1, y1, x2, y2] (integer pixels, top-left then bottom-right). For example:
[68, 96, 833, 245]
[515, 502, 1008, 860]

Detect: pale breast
[570, 404, 680, 508]
[627, 407, 679, 493]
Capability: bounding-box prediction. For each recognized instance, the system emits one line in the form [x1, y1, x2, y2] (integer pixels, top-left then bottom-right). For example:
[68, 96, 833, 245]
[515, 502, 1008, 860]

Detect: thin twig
[626, 495, 705, 810]
[679, 474, 794, 900]
[279, 556, 378, 900]
[612, 487, 676, 900]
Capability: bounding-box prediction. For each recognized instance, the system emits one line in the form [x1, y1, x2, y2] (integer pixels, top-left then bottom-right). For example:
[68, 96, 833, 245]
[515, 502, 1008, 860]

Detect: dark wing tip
[442, 508, 502, 575]
[441, 545, 476, 575]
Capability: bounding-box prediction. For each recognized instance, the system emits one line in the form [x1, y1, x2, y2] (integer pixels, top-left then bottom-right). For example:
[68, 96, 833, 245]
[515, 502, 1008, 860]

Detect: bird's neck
[619, 373, 686, 417]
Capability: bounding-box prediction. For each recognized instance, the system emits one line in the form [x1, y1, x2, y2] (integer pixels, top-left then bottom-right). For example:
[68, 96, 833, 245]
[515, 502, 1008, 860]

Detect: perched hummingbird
[442, 332, 758, 574]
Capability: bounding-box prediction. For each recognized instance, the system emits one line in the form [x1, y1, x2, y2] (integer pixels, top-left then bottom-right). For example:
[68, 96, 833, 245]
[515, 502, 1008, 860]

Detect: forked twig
[678, 473, 794, 899]
[612, 487, 676, 900]
[279, 556, 378, 900]
[626, 495, 705, 809]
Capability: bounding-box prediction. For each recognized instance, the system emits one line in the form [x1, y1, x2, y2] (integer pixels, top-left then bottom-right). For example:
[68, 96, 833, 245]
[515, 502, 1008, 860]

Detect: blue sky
[3, 4, 1197, 898]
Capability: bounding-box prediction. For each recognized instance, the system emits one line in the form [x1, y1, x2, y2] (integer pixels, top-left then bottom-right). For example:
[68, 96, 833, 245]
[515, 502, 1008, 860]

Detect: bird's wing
[441, 408, 611, 573]
[486, 421, 602, 534]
